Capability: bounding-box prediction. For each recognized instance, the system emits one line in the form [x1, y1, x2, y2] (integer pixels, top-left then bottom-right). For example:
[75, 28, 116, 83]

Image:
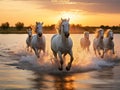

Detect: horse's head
[36, 22, 43, 37]
[105, 29, 113, 40]
[95, 28, 104, 39]
[84, 31, 89, 39]
[60, 18, 70, 38]
[27, 27, 32, 37]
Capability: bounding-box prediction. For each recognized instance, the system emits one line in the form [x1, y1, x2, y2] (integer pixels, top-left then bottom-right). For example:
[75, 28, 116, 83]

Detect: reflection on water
[29, 73, 76, 90]
[0, 34, 120, 90]
[53, 74, 75, 90]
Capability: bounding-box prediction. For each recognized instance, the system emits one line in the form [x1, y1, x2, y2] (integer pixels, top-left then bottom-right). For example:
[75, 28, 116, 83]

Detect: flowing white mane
[104, 29, 113, 38]
[93, 28, 104, 58]
[51, 18, 73, 71]
[56, 19, 68, 34]
[94, 28, 103, 38]
[31, 22, 46, 58]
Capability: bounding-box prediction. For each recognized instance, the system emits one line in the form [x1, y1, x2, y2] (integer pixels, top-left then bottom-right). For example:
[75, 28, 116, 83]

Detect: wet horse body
[51, 18, 74, 71]
[93, 28, 104, 58]
[31, 22, 46, 58]
[80, 31, 90, 51]
[103, 29, 114, 57]
[26, 28, 32, 52]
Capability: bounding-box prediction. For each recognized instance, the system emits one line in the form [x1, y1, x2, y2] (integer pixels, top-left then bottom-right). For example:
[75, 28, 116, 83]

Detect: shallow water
[0, 34, 120, 90]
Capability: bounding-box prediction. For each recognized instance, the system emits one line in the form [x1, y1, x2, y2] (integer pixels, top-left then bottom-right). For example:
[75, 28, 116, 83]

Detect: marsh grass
[0, 27, 120, 34]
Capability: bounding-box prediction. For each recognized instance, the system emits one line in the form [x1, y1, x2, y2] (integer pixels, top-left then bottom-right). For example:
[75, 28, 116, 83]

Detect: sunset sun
[57, 12, 81, 23]
[60, 12, 75, 19]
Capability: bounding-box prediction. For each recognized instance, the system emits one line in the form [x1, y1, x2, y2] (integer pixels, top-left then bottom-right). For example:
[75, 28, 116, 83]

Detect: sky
[0, 0, 120, 26]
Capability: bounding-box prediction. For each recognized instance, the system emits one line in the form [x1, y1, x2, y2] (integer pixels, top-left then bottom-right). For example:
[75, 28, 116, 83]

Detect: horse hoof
[66, 66, 70, 71]
[58, 67, 63, 71]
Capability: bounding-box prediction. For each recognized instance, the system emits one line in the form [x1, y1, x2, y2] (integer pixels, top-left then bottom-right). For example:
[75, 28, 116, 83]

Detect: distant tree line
[0, 22, 24, 30]
[0, 22, 120, 34]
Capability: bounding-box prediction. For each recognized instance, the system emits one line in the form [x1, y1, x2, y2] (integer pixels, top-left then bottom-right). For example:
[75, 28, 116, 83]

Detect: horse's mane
[56, 19, 67, 34]
[104, 29, 112, 38]
[95, 28, 103, 38]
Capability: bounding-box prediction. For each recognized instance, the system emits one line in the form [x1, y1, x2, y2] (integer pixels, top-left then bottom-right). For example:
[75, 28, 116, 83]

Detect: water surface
[0, 34, 120, 90]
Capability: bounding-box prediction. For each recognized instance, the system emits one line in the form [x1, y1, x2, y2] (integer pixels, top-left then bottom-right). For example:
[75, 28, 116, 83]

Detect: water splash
[16, 48, 120, 74]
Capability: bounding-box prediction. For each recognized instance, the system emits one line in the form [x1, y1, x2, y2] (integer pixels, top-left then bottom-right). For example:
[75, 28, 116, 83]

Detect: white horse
[26, 27, 32, 52]
[80, 31, 90, 51]
[51, 18, 74, 71]
[31, 22, 46, 58]
[93, 28, 104, 58]
[102, 29, 115, 57]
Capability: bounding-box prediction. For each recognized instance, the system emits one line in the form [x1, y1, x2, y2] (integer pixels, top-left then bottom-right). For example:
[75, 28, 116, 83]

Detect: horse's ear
[41, 22, 43, 25]
[36, 22, 38, 24]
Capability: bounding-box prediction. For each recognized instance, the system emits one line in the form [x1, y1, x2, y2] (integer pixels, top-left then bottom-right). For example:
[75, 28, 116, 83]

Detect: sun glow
[61, 12, 75, 19]
[57, 11, 82, 24]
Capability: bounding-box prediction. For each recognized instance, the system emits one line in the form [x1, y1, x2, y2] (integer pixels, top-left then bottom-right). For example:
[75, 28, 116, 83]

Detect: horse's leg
[58, 51, 63, 71]
[87, 47, 90, 52]
[42, 47, 46, 56]
[66, 50, 74, 71]
[53, 51, 57, 59]
[112, 47, 115, 54]
[26, 45, 29, 51]
[63, 53, 67, 59]
[34, 48, 39, 58]
[30, 47, 32, 52]
[94, 48, 97, 56]
[98, 50, 101, 55]
[38, 49, 41, 54]
[97, 47, 101, 56]
[101, 49, 105, 58]
[43, 48, 45, 54]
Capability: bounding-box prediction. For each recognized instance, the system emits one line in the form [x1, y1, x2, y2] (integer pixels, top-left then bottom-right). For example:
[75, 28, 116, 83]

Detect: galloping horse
[51, 18, 74, 71]
[93, 28, 104, 58]
[80, 31, 90, 51]
[31, 22, 46, 58]
[102, 29, 115, 57]
[26, 27, 32, 52]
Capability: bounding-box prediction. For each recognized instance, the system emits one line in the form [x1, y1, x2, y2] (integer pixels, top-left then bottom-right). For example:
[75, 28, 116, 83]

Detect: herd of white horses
[26, 18, 115, 71]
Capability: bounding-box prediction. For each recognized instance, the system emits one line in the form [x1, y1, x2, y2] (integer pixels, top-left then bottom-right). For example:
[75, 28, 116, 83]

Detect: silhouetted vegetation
[1, 22, 9, 30]
[15, 22, 24, 30]
[43, 24, 56, 33]
[0, 22, 120, 34]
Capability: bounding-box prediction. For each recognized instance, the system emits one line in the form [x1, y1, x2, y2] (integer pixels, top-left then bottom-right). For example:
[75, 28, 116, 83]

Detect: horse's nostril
[111, 37, 113, 40]
[65, 33, 70, 38]
[38, 33, 42, 37]
[29, 35, 32, 37]
[101, 36, 103, 39]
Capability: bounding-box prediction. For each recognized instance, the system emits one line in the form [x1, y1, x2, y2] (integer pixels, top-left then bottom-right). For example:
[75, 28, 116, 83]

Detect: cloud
[34, 0, 120, 14]
[70, 0, 120, 13]
[3, 0, 120, 14]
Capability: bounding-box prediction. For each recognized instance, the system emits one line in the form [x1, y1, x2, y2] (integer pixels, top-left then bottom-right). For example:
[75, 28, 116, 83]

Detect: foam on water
[15, 48, 120, 74]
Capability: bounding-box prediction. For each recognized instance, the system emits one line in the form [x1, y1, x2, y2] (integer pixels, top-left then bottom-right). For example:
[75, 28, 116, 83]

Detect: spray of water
[14, 47, 120, 74]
